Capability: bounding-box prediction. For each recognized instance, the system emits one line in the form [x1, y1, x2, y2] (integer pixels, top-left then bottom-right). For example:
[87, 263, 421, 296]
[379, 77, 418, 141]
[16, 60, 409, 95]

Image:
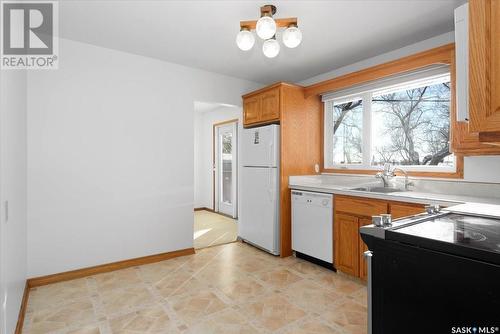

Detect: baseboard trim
[27, 247, 195, 288]
[194, 207, 236, 220]
[15, 247, 194, 333]
[14, 281, 30, 334]
[194, 207, 214, 212]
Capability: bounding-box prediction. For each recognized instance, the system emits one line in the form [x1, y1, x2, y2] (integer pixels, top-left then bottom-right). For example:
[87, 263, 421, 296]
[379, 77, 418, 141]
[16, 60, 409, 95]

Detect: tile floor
[23, 242, 367, 334]
[194, 210, 237, 249]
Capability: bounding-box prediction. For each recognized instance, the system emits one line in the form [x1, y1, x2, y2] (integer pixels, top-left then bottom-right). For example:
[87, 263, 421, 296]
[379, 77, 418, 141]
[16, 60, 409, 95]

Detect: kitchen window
[323, 65, 455, 172]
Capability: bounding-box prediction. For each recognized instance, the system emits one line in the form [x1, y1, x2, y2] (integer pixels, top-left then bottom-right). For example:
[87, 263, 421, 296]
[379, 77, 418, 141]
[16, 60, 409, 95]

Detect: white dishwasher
[291, 190, 333, 265]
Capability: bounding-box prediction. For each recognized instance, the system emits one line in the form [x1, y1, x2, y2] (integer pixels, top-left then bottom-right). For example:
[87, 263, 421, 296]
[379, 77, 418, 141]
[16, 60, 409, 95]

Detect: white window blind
[321, 64, 450, 102]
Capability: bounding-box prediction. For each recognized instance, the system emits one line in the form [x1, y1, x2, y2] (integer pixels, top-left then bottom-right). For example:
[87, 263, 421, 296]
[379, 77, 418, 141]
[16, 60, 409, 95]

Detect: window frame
[324, 75, 457, 174]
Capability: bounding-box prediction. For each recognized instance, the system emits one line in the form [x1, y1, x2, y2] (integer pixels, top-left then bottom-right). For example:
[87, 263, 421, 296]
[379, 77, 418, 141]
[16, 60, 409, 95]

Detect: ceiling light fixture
[282, 24, 302, 49]
[237, 5, 302, 57]
[262, 36, 280, 58]
[236, 27, 255, 51]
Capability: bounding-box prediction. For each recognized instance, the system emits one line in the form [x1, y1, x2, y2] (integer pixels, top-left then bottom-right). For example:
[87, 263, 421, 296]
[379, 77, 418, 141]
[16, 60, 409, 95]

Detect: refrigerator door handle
[268, 142, 273, 167]
[268, 169, 273, 201]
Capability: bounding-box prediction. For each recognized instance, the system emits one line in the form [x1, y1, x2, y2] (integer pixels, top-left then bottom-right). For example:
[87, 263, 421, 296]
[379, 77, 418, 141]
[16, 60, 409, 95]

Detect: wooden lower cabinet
[358, 218, 372, 280]
[334, 195, 426, 280]
[334, 213, 360, 276]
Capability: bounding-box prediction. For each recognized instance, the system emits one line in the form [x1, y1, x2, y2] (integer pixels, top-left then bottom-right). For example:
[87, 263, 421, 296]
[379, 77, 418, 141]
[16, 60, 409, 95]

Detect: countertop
[289, 175, 500, 207]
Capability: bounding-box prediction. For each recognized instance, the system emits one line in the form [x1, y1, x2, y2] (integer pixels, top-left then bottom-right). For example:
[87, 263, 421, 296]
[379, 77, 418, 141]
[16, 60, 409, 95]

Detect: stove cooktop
[387, 213, 500, 265]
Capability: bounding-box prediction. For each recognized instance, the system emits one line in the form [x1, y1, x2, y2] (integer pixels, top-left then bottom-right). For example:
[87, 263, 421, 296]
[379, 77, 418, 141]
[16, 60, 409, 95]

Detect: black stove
[360, 210, 500, 334]
[387, 213, 500, 265]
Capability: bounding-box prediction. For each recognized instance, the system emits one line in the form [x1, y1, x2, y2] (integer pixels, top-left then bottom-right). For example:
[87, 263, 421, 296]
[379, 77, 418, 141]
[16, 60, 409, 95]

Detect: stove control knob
[425, 204, 441, 214]
[381, 214, 392, 227]
[372, 215, 384, 227]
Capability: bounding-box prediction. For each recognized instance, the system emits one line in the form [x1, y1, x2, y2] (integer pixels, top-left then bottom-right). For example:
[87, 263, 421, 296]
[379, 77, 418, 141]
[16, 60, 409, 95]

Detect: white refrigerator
[239, 124, 280, 255]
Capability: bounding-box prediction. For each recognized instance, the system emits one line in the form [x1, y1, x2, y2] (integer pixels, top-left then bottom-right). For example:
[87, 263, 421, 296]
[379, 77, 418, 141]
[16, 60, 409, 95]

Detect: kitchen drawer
[389, 202, 425, 219]
[335, 195, 388, 217]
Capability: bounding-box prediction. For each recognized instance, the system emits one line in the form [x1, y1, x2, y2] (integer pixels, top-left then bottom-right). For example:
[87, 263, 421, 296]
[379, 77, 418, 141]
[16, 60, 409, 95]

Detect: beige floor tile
[194, 263, 249, 289]
[349, 289, 368, 307]
[240, 294, 306, 331]
[25, 298, 96, 333]
[108, 304, 177, 333]
[281, 319, 342, 334]
[291, 260, 335, 276]
[256, 268, 303, 289]
[187, 309, 259, 334]
[27, 279, 90, 311]
[313, 272, 365, 296]
[92, 268, 142, 292]
[219, 277, 267, 303]
[321, 299, 367, 334]
[100, 286, 155, 315]
[67, 325, 101, 334]
[154, 270, 208, 298]
[282, 280, 343, 314]
[169, 290, 227, 325]
[194, 210, 237, 249]
[22, 242, 368, 334]
[139, 258, 187, 284]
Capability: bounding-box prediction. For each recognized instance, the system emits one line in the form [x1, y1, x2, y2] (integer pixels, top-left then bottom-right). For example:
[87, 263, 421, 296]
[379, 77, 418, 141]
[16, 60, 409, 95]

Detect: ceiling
[59, 0, 464, 84]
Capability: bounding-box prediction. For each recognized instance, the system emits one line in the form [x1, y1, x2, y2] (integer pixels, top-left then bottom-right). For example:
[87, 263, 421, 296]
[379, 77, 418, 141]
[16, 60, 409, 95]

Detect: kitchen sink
[350, 186, 405, 193]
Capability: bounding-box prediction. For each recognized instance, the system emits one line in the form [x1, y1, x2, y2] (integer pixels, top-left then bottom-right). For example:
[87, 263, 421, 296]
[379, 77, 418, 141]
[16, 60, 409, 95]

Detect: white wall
[27, 38, 258, 277]
[194, 106, 242, 209]
[464, 156, 500, 183]
[299, 32, 455, 86]
[0, 70, 28, 334]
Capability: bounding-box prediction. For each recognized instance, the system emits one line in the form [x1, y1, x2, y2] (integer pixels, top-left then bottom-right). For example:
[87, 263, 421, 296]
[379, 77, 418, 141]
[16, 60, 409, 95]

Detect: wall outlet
[314, 164, 320, 173]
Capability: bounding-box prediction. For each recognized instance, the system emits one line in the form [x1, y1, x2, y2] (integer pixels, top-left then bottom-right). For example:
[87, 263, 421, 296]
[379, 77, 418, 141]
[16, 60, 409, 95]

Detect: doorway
[214, 120, 238, 218]
[193, 102, 239, 249]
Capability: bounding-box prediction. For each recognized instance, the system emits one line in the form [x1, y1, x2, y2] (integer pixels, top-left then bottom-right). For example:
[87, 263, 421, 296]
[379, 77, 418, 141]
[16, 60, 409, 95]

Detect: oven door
[368, 238, 500, 334]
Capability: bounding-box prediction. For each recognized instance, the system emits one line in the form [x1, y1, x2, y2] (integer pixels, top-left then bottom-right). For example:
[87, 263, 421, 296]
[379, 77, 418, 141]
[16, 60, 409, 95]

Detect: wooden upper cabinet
[260, 88, 280, 122]
[334, 213, 360, 276]
[243, 84, 283, 127]
[243, 95, 261, 125]
[450, 47, 500, 155]
[469, 0, 500, 136]
[389, 202, 425, 219]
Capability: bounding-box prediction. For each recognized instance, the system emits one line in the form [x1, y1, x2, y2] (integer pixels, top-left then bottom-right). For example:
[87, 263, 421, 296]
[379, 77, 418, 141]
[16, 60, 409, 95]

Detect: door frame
[212, 119, 239, 217]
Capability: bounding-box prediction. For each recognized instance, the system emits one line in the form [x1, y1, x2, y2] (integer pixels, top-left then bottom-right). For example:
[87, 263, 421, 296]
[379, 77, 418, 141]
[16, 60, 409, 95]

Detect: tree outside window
[328, 74, 453, 170]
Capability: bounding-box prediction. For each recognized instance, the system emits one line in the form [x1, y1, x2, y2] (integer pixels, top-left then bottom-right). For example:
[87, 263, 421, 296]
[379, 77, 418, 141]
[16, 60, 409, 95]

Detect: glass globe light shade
[256, 16, 277, 40]
[282, 26, 302, 48]
[262, 38, 280, 58]
[236, 29, 255, 51]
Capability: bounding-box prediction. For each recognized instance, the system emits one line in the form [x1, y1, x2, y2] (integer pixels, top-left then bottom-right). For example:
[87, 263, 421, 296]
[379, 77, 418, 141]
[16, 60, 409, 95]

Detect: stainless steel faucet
[375, 163, 414, 190]
[375, 163, 393, 187]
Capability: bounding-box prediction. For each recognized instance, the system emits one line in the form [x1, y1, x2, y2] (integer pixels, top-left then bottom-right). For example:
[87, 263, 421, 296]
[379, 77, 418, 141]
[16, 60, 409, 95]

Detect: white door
[215, 122, 237, 217]
[239, 167, 279, 255]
